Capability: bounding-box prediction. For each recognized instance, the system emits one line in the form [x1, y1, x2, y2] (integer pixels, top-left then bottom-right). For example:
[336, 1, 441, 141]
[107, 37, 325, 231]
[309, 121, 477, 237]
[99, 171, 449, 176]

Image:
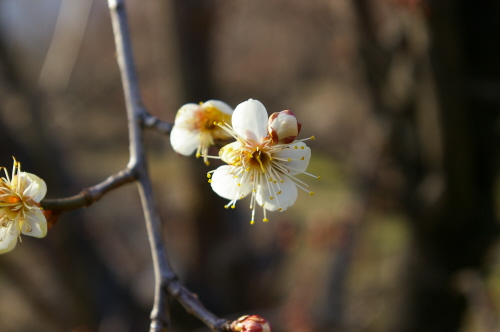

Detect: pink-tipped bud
[267, 110, 301, 144]
[231, 315, 272, 332]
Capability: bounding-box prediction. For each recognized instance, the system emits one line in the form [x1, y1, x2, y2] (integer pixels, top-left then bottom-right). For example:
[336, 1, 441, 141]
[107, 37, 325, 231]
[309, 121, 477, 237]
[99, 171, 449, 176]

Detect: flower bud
[231, 315, 272, 332]
[267, 110, 301, 144]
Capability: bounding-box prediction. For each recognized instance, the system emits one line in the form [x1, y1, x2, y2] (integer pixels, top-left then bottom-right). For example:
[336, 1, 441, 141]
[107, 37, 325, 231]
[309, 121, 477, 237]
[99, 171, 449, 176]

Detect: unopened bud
[231, 315, 272, 332]
[268, 110, 301, 144]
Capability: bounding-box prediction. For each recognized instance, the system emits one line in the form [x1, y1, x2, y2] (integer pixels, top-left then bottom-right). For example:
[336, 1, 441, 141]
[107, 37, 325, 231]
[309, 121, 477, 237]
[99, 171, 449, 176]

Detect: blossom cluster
[170, 99, 317, 224]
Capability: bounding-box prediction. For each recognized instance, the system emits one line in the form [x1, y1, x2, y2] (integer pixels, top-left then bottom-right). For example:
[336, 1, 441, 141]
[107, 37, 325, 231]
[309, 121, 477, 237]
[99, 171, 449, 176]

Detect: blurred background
[0, 0, 498, 331]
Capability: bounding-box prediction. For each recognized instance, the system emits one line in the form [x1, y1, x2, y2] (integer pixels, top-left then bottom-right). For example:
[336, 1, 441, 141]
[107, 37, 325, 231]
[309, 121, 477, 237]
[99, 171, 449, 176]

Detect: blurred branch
[38, 0, 93, 91]
[141, 113, 173, 135]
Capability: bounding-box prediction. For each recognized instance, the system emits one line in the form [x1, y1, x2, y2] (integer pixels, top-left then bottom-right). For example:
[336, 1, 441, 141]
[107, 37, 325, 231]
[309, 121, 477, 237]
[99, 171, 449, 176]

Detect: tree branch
[41, 167, 136, 211]
[141, 112, 173, 136]
[107, 1, 233, 331]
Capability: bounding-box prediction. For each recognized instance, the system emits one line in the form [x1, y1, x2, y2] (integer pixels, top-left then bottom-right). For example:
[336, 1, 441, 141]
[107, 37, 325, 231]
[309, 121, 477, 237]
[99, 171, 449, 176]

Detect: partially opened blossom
[207, 99, 318, 224]
[0, 158, 47, 254]
[170, 100, 233, 165]
[231, 315, 272, 332]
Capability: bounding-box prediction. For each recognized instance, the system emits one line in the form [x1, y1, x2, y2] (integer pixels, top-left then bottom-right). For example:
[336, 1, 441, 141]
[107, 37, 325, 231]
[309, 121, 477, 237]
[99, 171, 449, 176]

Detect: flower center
[248, 148, 270, 173]
[8, 196, 21, 205]
[197, 106, 231, 134]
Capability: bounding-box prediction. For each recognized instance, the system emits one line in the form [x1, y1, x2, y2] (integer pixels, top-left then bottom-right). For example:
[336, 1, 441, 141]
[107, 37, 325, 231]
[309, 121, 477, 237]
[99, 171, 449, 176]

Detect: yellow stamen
[255, 154, 266, 173]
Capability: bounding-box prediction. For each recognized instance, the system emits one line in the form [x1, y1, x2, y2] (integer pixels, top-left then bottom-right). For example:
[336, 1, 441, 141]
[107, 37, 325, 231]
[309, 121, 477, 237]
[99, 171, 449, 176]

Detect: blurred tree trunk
[353, 0, 499, 331]
[397, 1, 499, 331]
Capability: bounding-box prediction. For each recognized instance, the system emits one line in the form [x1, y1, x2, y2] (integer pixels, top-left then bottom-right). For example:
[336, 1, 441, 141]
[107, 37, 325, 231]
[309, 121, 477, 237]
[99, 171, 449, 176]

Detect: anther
[309, 191, 314, 196]
[270, 197, 274, 200]
[263, 218, 269, 222]
[208, 179, 212, 183]
[277, 190, 282, 195]
[250, 220, 255, 225]
[231, 205, 236, 209]
[310, 136, 315, 140]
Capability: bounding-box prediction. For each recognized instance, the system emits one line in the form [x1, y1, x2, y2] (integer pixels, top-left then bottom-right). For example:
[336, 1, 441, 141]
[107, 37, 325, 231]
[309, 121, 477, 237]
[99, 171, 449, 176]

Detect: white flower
[0, 158, 47, 254]
[170, 100, 233, 165]
[207, 99, 317, 224]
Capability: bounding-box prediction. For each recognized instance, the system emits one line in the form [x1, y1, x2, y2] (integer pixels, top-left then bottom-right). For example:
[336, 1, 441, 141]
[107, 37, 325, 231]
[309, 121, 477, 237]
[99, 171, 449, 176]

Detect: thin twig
[141, 112, 173, 135]
[41, 167, 136, 211]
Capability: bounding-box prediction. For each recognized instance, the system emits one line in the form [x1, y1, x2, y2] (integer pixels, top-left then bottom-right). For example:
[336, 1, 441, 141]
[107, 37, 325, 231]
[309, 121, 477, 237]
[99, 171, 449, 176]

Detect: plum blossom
[207, 99, 318, 224]
[170, 100, 233, 165]
[0, 158, 47, 254]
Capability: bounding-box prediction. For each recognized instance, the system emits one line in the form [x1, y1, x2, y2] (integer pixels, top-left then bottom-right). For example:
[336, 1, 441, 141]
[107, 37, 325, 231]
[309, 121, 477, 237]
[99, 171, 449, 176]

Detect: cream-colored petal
[22, 172, 47, 203]
[274, 142, 311, 175]
[170, 127, 201, 156]
[256, 177, 298, 211]
[203, 100, 233, 115]
[232, 99, 268, 142]
[22, 208, 47, 238]
[0, 224, 19, 254]
[211, 165, 252, 201]
[174, 103, 200, 128]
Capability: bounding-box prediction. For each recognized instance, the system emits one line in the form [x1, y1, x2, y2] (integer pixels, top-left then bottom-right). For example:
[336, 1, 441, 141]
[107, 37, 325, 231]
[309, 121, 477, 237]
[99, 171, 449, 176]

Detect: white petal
[22, 208, 47, 238]
[211, 165, 252, 201]
[274, 142, 311, 175]
[170, 127, 201, 156]
[0, 225, 19, 254]
[22, 173, 47, 203]
[232, 99, 268, 142]
[203, 100, 233, 115]
[174, 103, 200, 128]
[256, 177, 298, 211]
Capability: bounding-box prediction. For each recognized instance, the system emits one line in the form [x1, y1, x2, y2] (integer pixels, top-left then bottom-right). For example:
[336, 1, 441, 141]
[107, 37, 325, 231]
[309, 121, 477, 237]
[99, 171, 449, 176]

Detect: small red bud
[267, 110, 301, 144]
[231, 315, 272, 332]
